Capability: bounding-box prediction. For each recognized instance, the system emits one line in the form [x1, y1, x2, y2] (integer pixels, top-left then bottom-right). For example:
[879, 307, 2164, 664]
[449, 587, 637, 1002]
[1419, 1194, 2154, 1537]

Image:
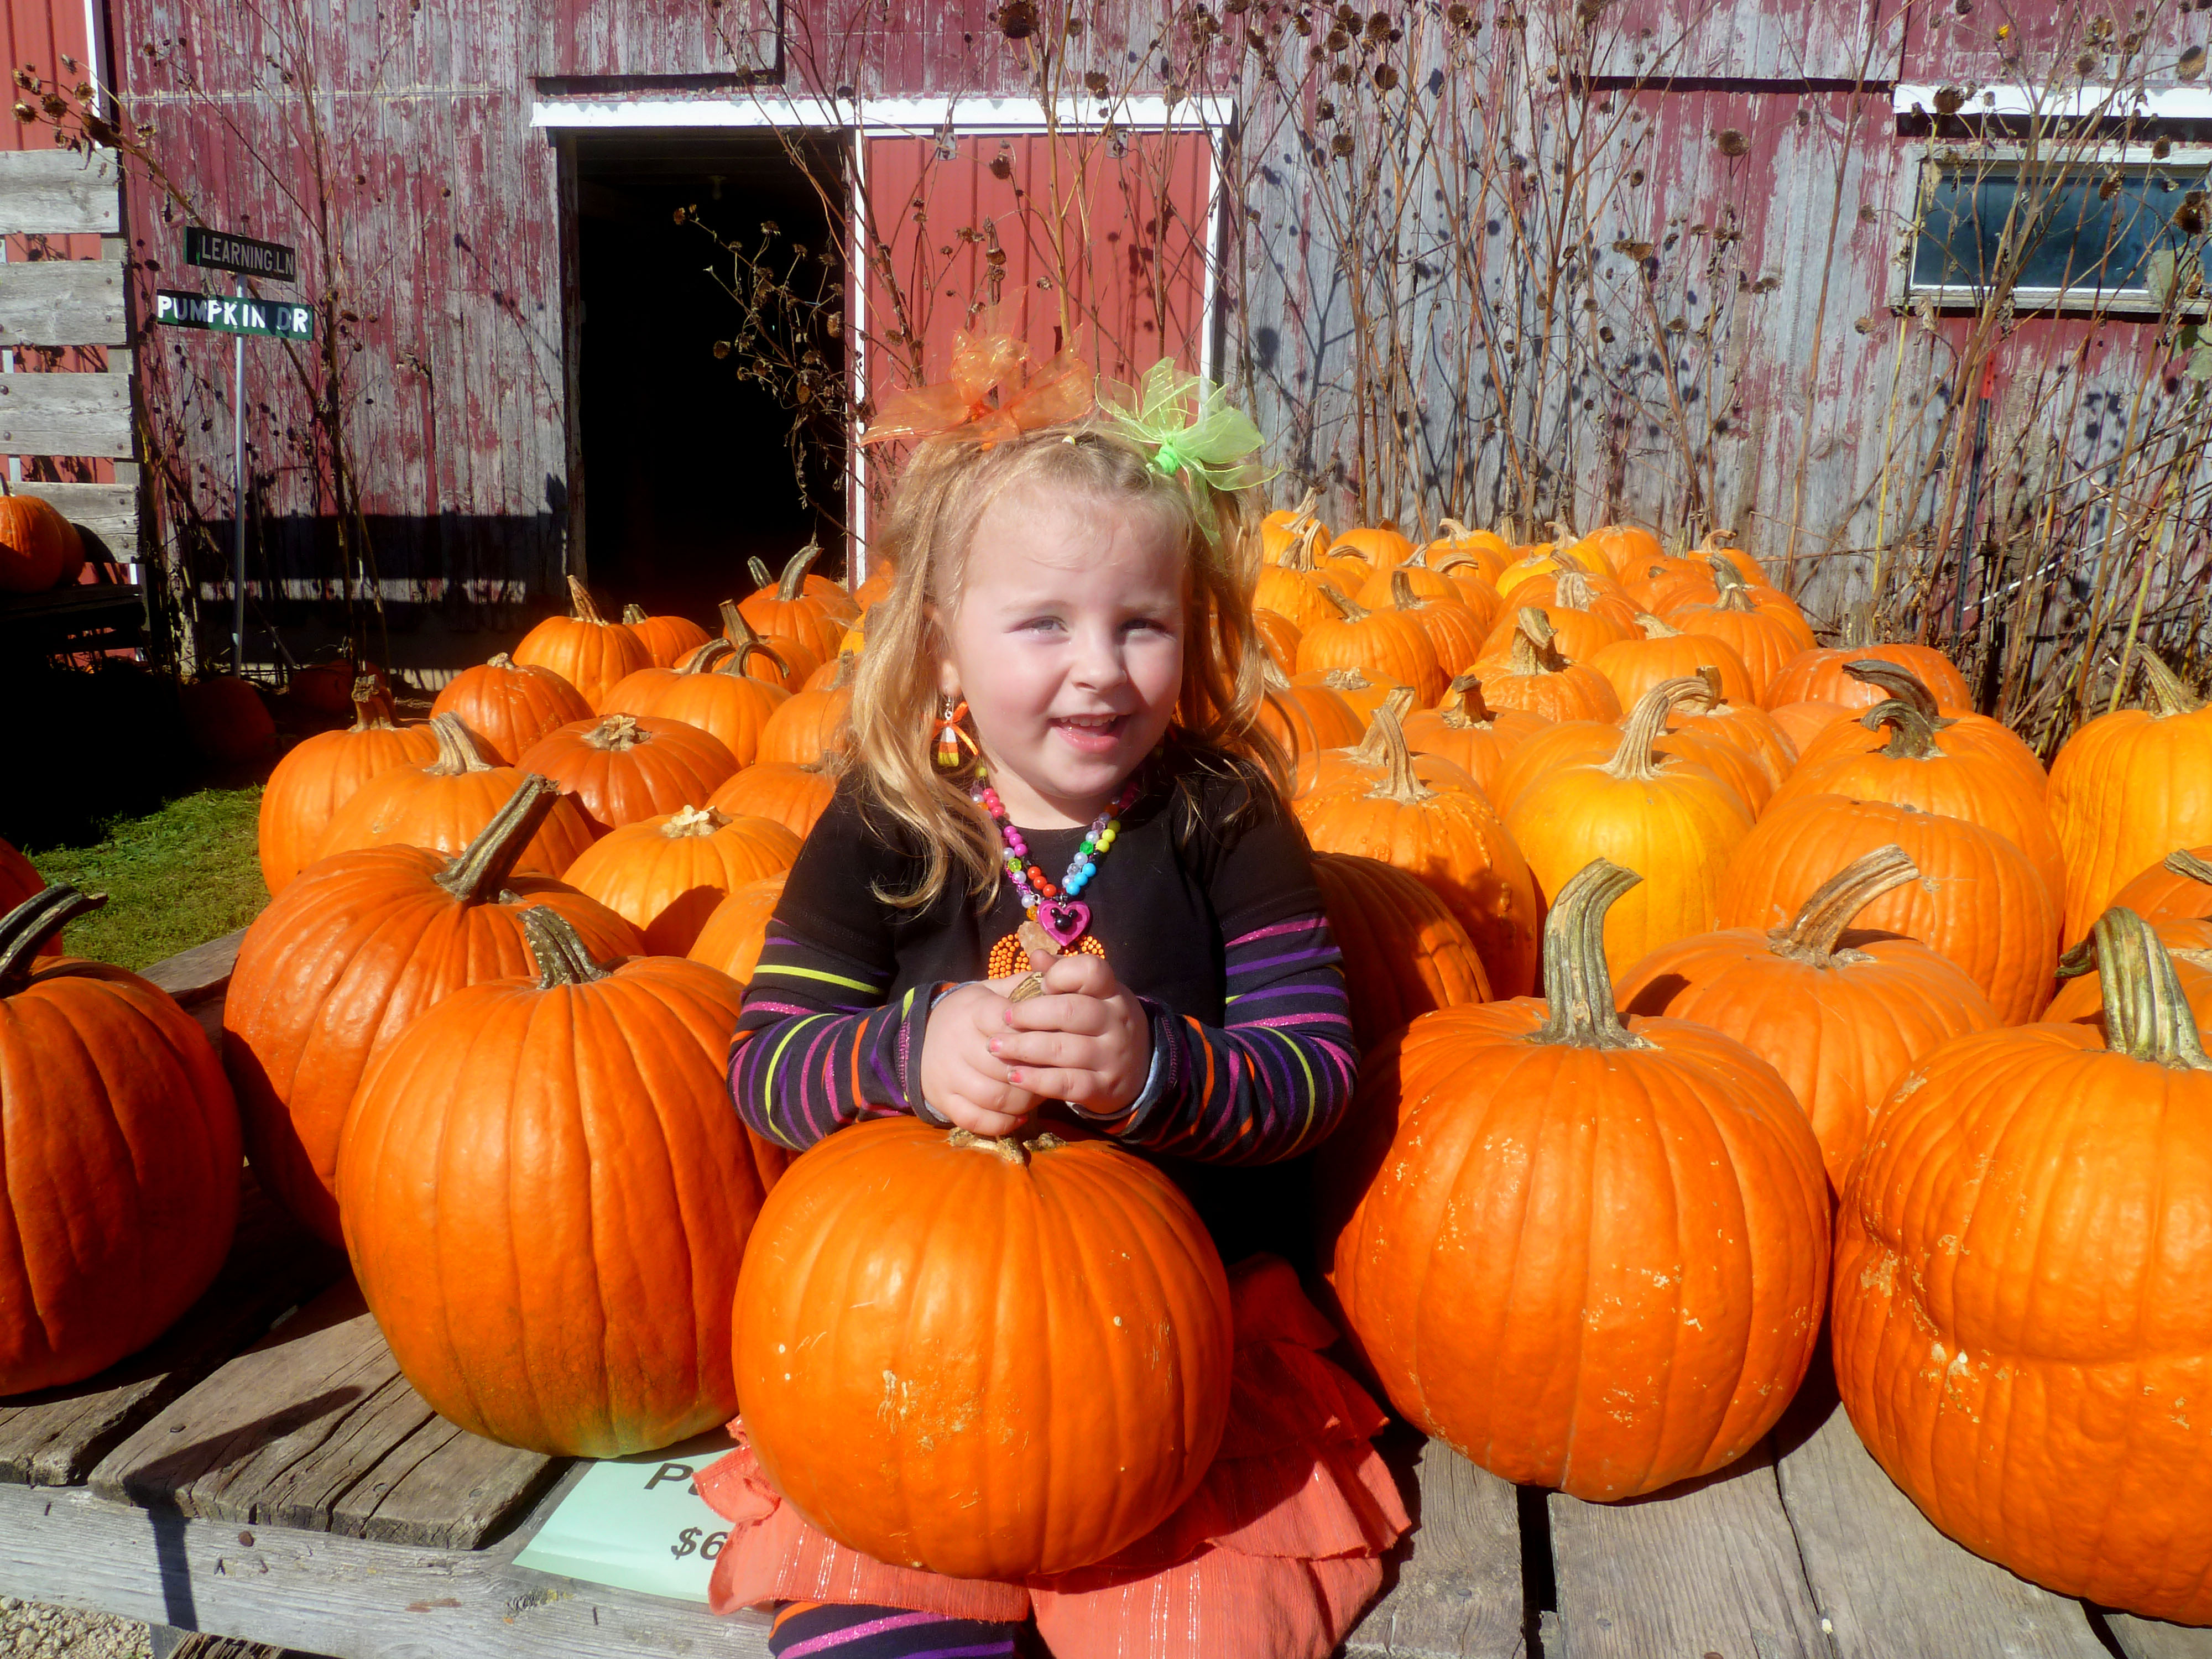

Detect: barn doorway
[571, 133, 847, 623]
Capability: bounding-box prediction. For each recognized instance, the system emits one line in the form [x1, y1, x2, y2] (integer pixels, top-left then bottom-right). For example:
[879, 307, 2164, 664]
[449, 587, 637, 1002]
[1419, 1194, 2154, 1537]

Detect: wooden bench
[3, 929, 2209, 1658]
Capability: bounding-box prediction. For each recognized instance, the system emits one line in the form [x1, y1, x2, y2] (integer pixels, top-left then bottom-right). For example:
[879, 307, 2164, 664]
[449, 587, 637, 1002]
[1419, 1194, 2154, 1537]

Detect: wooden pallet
[6, 929, 2212, 1658]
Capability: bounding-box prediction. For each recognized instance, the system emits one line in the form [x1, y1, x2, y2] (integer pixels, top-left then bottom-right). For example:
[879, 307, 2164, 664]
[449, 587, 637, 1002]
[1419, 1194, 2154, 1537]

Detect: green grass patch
[29, 787, 270, 971]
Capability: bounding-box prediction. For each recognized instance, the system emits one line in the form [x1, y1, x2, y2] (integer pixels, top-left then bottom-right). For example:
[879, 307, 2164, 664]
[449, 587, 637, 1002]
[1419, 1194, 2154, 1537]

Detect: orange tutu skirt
[697, 1254, 1411, 1659]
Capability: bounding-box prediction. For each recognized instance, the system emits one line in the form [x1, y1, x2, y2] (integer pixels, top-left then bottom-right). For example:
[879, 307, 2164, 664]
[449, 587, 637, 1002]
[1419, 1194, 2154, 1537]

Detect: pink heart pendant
[1038, 900, 1090, 949]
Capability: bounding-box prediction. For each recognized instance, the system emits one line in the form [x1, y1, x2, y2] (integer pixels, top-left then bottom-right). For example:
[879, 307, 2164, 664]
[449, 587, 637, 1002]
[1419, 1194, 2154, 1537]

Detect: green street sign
[154, 289, 315, 341]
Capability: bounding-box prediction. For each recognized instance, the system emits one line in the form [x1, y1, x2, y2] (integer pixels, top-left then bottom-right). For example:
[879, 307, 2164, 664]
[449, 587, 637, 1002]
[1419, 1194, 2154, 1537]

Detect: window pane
[1913, 163, 2208, 298]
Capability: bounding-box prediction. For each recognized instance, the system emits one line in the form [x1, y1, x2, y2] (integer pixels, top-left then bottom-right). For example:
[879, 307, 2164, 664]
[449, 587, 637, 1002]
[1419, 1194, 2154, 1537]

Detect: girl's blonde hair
[847, 418, 1285, 910]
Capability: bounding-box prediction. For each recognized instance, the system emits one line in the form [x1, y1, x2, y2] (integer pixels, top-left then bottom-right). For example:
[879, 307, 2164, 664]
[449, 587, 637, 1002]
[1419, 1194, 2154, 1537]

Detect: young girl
[712, 358, 1396, 1658]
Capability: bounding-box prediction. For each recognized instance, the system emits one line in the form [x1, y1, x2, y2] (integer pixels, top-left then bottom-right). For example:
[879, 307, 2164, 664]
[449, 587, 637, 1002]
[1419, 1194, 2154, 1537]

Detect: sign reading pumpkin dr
[153, 225, 305, 669]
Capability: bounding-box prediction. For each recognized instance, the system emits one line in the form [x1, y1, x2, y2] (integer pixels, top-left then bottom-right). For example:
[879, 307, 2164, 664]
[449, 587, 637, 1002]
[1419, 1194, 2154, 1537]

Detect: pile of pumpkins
[5, 505, 2211, 1625]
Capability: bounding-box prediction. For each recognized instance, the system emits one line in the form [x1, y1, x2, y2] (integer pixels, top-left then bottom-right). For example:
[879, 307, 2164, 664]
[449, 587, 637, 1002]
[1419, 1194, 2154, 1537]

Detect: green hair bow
[1099, 361, 1271, 537]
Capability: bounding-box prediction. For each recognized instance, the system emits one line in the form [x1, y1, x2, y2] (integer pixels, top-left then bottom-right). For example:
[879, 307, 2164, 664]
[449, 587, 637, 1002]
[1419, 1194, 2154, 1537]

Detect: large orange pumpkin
[1764, 642, 1973, 713]
[340, 906, 787, 1457]
[562, 806, 802, 954]
[225, 778, 641, 1246]
[1312, 851, 1490, 1050]
[1664, 676, 1799, 787]
[511, 575, 653, 709]
[738, 542, 858, 664]
[430, 651, 594, 766]
[2108, 845, 2212, 924]
[757, 653, 854, 765]
[1327, 524, 1415, 575]
[1503, 677, 1756, 976]
[1259, 661, 1366, 796]
[1766, 697, 2065, 906]
[1469, 609, 1622, 723]
[1833, 907, 2212, 1623]
[1719, 793, 2060, 1025]
[258, 678, 440, 896]
[1660, 560, 1817, 702]
[1296, 706, 1541, 997]
[1383, 570, 1494, 676]
[687, 872, 788, 982]
[1420, 518, 1511, 585]
[1617, 845, 2001, 1192]
[733, 1118, 1233, 1578]
[517, 713, 740, 835]
[1587, 613, 1756, 708]
[1399, 674, 1550, 800]
[634, 640, 791, 766]
[314, 714, 601, 877]
[1473, 568, 1639, 664]
[0, 493, 65, 592]
[1792, 660, 2044, 800]
[1328, 859, 1830, 1501]
[1295, 587, 1446, 707]
[1767, 697, 1856, 757]
[620, 603, 711, 670]
[1, 886, 242, 1393]
[1253, 525, 1351, 635]
[2047, 651, 2212, 946]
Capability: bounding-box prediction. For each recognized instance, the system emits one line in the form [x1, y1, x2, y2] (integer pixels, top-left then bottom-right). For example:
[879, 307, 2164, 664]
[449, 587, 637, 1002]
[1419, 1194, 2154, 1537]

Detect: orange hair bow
[858, 324, 1095, 450]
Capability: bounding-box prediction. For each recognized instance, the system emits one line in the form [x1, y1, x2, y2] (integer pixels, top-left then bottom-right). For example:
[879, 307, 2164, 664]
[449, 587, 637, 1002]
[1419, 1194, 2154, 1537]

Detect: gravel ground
[0, 1598, 150, 1659]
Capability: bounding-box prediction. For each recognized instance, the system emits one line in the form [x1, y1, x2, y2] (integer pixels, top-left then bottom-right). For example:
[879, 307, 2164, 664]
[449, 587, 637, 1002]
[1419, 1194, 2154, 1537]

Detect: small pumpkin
[1312, 851, 1490, 1050]
[1566, 521, 1663, 580]
[1306, 690, 1481, 800]
[1260, 487, 1330, 564]
[1503, 677, 1756, 976]
[430, 651, 596, 766]
[1399, 673, 1550, 800]
[179, 675, 275, 765]
[1297, 587, 1446, 707]
[1474, 568, 1639, 662]
[1296, 705, 1541, 998]
[341, 906, 788, 1457]
[757, 652, 855, 766]
[226, 778, 641, 1245]
[1420, 518, 1511, 584]
[1833, 907, 2212, 1624]
[739, 542, 858, 664]
[562, 806, 802, 954]
[1254, 523, 1352, 634]
[1, 886, 242, 1394]
[638, 640, 791, 766]
[1719, 792, 2060, 1025]
[1328, 859, 1829, 1501]
[258, 677, 440, 896]
[850, 556, 897, 609]
[1326, 524, 1415, 575]
[1382, 568, 1495, 676]
[1588, 613, 1756, 708]
[732, 1118, 1232, 1578]
[620, 603, 711, 670]
[1659, 558, 1817, 702]
[511, 575, 653, 709]
[517, 713, 742, 836]
[1467, 609, 1622, 723]
[688, 872, 789, 982]
[1663, 670, 1799, 787]
[1259, 661, 1366, 796]
[1617, 845, 2001, 1191]
[707, 758, 839, 840]
[315, 714, 601, 875]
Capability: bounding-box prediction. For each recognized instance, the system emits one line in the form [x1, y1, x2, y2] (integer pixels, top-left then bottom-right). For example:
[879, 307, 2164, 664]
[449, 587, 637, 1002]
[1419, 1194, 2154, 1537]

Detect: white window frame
[531, 94, 1237, 576]
[1891, 138, 2211, 318]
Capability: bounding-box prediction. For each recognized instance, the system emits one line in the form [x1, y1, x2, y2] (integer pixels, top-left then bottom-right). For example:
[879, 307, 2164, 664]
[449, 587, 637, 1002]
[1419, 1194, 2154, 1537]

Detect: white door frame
[531, 94, 1235, 575]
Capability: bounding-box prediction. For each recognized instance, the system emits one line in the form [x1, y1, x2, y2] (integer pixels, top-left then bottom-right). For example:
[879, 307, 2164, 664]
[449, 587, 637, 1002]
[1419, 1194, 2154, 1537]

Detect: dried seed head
[2178, 201, 2208, 236]
[1933, 85, 1965, 113]
[2154, 137, 2173, 158]
[1331, 61, 1354, 82]
[1447, 2, 1475, 25]
[1717, 128, 1749, 156]
[1373, 62, 1400, 89]
[1859, 203, 1877, 222]
[9, 101, 30, 123]
[1084, 70, 1109, 95]
[1325, 25, 1350, 49]
[2075, 51, 2100, 74]
[997, 0, 1037, 40]
[1331, 131, 1355, 157]
[2183, 44, 2207, 76]
[989, 154, 1014, 180]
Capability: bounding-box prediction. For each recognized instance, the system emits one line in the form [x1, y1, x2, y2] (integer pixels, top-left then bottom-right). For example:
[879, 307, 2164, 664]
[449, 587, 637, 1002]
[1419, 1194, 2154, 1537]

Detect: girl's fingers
[1001, 1066, 1099, 1105]
[1041, 953, 1118, 997]
[991, 1029, 1097, 1068]
[1000, 992, 1111, 1035]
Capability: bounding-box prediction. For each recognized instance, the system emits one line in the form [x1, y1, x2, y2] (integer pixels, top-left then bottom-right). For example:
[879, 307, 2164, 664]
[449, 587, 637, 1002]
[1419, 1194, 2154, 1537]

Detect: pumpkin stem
[349, 675, 398, 732]
[581, 714, 649, 753]
[780, 539, 821, 601]
[520, 902, 615, 989]
[1861, 697, 1942, 760]
[1549, 517, 1576, 547]
[2083, 906, 2212, 1071]
[748, 556, 775, 590]
[1636, 612, 1681, 639]
[1435, 516, 1470, 540]
[567, 574, 608, 627]
[1843, 660, 1950, 726]
[1389, 568, 1423, 611]
[661, 804, 731, 839]
[719, 601, 791, 679]
[946, 1124, 1068, 1164]
[1507, 608, 1563, 676]
[432, 775, 562, 902]
[1709, 555, 1757, 613]
[2139, 650, 2203, 718]
[1554, 568, 1599, 612]
[1768, 845, 1919, 967]
[1528, 860, 1651, 1051]
[2164, 848, 2212, 886]
[1441, 671, 1495, 728]
[1284, 486, 1321, 529]
[682, 640, 738, 675]
[488, 651, 520, 670]
[1361, 705, 1435, 804]
[1696, 527, 1734, 552]
[1282, 519, 1324, 573]
[0, 884, 103, 995]
[621, 603, 649, 626]
[1319, 585, 1370, 623]
[427, 713, 498, 776]
[1603, 677, 1712, 782]
[1345, 690, 1418, 765]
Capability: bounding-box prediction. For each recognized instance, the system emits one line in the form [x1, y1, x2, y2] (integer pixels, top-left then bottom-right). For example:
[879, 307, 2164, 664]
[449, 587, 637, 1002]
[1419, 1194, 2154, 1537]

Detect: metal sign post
[154, 226, 305, 671]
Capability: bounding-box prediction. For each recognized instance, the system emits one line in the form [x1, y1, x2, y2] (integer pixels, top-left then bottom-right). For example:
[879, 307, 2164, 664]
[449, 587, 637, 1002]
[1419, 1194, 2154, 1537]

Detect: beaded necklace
[972, 771, 1143, 951]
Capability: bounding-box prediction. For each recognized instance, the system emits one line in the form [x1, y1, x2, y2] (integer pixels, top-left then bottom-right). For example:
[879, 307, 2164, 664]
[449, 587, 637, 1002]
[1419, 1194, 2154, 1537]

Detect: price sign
[510, 1429, 737, 1603]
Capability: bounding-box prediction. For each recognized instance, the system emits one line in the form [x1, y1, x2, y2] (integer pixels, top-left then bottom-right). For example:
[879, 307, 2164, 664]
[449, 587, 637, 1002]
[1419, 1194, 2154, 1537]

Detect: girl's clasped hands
[920, 950, 1151, 1138]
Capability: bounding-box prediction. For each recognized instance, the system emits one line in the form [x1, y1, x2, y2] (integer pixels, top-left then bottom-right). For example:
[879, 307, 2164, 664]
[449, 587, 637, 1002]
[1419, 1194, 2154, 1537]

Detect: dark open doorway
[572, 133, 847, 625]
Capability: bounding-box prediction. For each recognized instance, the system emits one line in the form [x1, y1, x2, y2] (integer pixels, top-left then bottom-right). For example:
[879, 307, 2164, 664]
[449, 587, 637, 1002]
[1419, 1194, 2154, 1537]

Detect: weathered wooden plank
[0, 150, 122, 236]
[89, 1281, 557, 1550]
[9, 479, 138, 556]
[138, 928, 246, 1008]
[2104, 1615, 2212, 1659]
[1775, 1389, 2110, 1658]
[0, 1481, 772, 1658]
[0, 1175, 345, 1488]
[0, 259, 128, 345]
[0, 371, 132, 458]
[1344, 1430, 1526, 1658]
[1548, 1441, 1829, 1659]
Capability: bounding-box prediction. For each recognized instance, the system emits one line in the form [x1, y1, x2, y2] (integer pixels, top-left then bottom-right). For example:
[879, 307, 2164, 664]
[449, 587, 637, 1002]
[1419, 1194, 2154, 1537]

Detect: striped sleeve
[726, 921, 951, 1152]
[1074, 905, 1357, 1165]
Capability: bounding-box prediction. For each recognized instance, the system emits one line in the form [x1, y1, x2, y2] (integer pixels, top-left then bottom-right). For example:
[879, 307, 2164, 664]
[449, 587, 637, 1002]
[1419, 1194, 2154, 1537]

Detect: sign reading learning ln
[182, 225, 299, 284]
[155, 290, 315, 340]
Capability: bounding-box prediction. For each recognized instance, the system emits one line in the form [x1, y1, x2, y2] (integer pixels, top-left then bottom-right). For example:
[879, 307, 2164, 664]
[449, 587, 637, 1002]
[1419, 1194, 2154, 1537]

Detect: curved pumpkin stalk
[1765, 845, 1919, 968]
[578, 714, 655, 754]
[1359, 705, 1434, 805]
[1843, 660, 1952, 726]
[2138, 651, 2203, 718]
[1708, 555, 1759, 612]
[2077, 906, 2212, 1071]
[2164, 848, 2212, 886]
[0, 884, 105, 994]
[1342, 690, 1419, 767]
[683, 640, 738, 676]
[1635, 612, 1682, 640]
[425, 713, 499, 775]
[1530, 859, 1648, 1051]
[520, 902, 614, 989]
[1603, 677, 1717, 783]
[566, 573, 613, 626]
[1507, 608, 1566, 676]
[1858, 697, 1948, 761]
[431, 775, 563, 902]
[348, 675, 399, 729]
[1438, 672, 1498, 730]
[717, 600, 792, 681]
